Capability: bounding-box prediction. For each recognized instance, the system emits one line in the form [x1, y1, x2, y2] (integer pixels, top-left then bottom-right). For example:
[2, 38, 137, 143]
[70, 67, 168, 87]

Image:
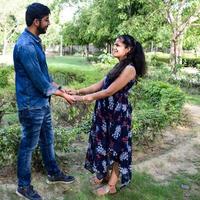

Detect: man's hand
[54, 89, 75, 105]
[62, 93, 76, 105]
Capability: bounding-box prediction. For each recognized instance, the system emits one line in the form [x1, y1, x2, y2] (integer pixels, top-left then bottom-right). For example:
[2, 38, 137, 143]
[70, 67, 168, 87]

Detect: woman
[67, 34, 146, 195]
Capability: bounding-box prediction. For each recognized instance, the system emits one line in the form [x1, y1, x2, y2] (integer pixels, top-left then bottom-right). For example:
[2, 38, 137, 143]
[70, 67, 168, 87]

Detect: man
[13, 3, 75, 200]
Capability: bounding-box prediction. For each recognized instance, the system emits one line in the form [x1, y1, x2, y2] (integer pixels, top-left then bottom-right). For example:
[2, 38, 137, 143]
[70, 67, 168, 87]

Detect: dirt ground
[0, 104, 199, 200]
[135, 104, 200, 180]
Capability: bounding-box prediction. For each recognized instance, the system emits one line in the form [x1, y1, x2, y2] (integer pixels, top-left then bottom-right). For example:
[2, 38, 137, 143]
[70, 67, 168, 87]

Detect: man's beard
[37, 25, 47, 34]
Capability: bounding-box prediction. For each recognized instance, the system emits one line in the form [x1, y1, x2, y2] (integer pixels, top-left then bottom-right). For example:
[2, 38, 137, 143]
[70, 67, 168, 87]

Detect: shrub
[182, 57, 200, 68]
[0, 67, 13, 88]
[0, 125, 21, 166]
[0, 89, 16, 123]
[51, 97, 93, 126]
[149, 53, 200, 68]
[49, 67, 104, 87]
[131, 80, 185, 144]
[0, 124, 82, 167]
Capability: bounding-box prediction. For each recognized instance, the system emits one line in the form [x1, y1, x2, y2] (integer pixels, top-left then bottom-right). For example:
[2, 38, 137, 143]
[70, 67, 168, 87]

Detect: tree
[162, 0, 200, 70]
[118, 0, 167, 50]
[0, 0, 27, 55]
[0, 0, 56, 55]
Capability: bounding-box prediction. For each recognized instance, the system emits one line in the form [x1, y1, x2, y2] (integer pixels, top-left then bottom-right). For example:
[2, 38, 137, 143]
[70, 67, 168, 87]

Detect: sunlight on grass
[47, 56, 94, 71]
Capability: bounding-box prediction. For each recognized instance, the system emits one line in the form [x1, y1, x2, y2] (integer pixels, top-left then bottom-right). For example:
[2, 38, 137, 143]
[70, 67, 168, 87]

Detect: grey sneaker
[46, 171, 75, 184]
[16, 185, 42, 200]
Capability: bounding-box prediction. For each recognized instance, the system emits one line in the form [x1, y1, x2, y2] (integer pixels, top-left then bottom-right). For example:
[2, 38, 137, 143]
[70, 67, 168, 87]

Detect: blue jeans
[17, 105, 60, 187]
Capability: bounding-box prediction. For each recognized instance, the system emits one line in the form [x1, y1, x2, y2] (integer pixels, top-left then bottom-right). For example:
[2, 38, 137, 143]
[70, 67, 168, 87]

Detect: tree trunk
[106, 43, 112, 54]
[151, 41, 154, 52]
[2, 36, 8, 56]
[170, 31, 184, 74]
[60, 35, 63, 57]
[85, 44, 89, 57]
[170, 38, 178, 74]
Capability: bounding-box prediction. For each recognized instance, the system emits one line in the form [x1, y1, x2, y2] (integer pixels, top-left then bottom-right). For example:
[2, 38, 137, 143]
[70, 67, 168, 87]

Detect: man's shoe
[46, 171, 75, 184]
[16, 185, 42, 200]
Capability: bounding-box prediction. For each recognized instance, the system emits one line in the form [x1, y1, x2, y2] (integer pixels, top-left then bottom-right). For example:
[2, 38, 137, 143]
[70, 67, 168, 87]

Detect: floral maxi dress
[84, 75, 135, 187]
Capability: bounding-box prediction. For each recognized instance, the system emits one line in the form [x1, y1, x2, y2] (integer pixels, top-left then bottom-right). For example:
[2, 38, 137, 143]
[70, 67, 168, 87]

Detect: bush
[0, 124, 82, 167]
[49, 67, 104, 87]
[182, 57, 200, 68]
[150, 54, 170, 64]
[0, 89, 16, 124]
[52, 97, 93, 126]
[0, 67, 13, 88]
[132, 80, 185, 144]
[0, 125, 21, 166]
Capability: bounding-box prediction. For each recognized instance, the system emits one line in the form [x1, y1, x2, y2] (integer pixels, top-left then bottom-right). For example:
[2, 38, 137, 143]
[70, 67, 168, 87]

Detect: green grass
[1, 170, 199, 200]
[62, 172, 187, 200]
[186, 94, 200, 105]
[183, 88, 200, 106]
[61, 170, 200, 200]
[47, 55, 94, 71]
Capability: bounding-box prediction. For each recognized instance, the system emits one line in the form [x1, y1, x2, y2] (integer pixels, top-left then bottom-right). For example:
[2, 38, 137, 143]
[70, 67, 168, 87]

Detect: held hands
[72, 95, 93, 103]
[64, 88, 79, 95]
[60, 88, 93, 104]
[62, 93, 76, 105]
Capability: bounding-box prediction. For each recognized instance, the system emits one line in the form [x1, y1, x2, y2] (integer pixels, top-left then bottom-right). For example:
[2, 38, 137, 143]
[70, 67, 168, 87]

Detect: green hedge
[0, 124, 82, 167]
[150, 54, 200, 68]
[49, 66, 105, 88]
[0, 66, 13, 88]
[132, 80, 185, 143]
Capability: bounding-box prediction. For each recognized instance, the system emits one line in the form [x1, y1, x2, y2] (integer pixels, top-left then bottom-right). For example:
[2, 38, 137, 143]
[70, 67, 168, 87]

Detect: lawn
[62, 171, 200, 200]
[47, 55, 94, 71]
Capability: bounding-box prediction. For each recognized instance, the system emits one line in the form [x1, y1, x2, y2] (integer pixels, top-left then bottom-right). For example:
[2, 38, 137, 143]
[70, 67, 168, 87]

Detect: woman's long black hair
[107, 34, 146, 83]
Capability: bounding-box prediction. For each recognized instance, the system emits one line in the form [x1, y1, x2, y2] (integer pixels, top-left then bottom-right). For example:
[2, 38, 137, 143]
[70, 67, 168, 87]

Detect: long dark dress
[84, 74, 135, 187]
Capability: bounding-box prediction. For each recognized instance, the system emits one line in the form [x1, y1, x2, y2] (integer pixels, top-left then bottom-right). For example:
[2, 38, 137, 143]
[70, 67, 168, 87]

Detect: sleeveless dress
[84, 74, 135, 187]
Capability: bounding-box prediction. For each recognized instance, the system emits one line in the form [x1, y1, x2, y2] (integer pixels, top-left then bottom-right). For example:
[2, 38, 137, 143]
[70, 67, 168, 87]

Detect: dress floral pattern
[84, 74, 135, 187]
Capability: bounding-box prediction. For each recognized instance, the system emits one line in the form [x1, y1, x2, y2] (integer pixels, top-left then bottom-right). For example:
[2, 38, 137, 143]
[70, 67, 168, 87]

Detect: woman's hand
[64, 88, 79, 95]
[62, 93, 76, 105]
[73, 95, 93, 103]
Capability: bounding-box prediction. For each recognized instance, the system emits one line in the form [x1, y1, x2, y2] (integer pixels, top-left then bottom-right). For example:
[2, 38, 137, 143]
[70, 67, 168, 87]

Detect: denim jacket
[13, 28, 58, 110]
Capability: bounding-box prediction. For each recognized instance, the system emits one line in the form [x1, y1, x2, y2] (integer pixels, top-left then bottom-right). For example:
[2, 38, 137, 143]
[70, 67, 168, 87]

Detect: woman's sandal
[95, 184, 117, 196]
[89, 176, 103, 186]
[89, 176, 109, 186]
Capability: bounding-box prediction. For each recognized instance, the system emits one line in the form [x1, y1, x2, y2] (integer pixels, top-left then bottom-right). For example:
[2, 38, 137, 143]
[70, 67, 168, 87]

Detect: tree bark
[2, 35, 8, 56]
[85, 44, 89, 57]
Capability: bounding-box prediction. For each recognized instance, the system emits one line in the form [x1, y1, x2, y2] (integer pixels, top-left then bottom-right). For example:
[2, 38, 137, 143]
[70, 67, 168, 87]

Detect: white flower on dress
[96, 144, 106, 156]
[128, 131, 132, 138]
[101, 121, 107, 132]
[128, 145, 132, 152]
[93, 165, 99, 173]
[122, 104, 127, 112]
[108, 96, 114, 110]
[120, 152, 129, 161]
[102, 160, 107, 172]
[95, 126, 100, 133]
[97, 101, 101, 109]
[115, 103, 121, 111]
[112, 125, 121, 139]
[121, 167, 128, 175]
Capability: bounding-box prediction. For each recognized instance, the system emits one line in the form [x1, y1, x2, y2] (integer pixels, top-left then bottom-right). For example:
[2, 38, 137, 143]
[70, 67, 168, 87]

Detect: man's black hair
[26, 3, 50, 27]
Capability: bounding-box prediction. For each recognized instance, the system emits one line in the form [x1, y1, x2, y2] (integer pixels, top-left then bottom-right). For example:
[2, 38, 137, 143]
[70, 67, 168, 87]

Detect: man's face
[37, 15, 50, 34]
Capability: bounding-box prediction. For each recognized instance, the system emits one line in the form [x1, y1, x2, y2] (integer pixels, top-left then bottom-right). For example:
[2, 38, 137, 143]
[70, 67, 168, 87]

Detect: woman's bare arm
[76, 66, 136, 102]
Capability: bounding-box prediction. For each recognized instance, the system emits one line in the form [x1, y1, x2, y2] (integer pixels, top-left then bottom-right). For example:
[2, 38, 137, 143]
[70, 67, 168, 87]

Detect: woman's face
[112, 38, 130, 60]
